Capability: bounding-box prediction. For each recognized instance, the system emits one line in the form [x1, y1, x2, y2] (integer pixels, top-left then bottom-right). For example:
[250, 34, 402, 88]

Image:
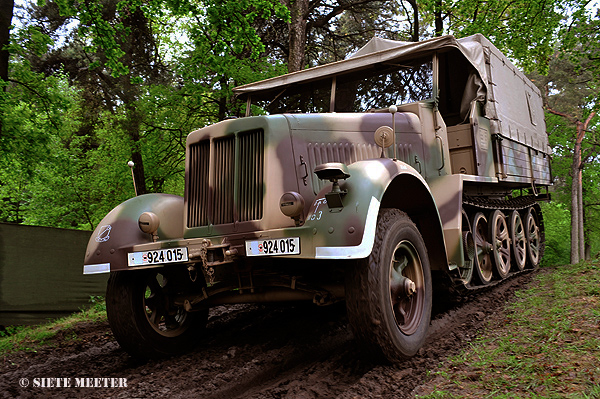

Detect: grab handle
[435, 134, 445, 172]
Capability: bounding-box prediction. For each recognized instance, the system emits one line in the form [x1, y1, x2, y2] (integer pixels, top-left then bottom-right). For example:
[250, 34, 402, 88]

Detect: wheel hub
[399, 278, 416, 297]
[389, 240, 424, 335]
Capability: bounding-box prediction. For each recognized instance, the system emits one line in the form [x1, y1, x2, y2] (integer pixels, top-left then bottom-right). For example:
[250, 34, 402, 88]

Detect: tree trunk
[0, 0, 14, 137]
[118, 4, 150, 195]
[546, 110, 595, 265]
[286, 0, 309, 72]
[405, 0, 419, 42]
[584, 239, 591, 260]
[0, 0, 12, 83]
[218, 77, 228, 120]
[579, 112, 596, 260]
[125, 102, 147, 195]
[120, 41, 146, 195]
[434, 0, 443, 36]
[570, 143, 580, 264]
[578, 165, 584, 259]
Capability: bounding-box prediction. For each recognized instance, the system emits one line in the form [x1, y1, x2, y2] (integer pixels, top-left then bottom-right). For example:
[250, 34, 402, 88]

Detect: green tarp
[0, 223, 107, 326]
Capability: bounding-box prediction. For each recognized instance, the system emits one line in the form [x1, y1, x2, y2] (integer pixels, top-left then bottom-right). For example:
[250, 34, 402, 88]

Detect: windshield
[335, 59, 433, 112]
[252, 57, 433, 114]
[256, 81, 331, 114]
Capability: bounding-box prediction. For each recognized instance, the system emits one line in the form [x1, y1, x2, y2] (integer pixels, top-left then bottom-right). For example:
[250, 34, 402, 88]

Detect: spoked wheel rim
[510, 210, 527, 271]
[525, 208, 541, 267]
[472, 212, 493, 284]
[490, 210, 511, 278]
[459, 209, 475, 285]
[459, 230, 475, 284]
[389, 240, 425, 335]
[143, 271, 190, 337]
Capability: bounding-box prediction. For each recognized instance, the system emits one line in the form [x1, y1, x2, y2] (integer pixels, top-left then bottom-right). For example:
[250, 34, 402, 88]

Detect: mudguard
[304, 158, 448, 270]
[83, 194, 184, 274]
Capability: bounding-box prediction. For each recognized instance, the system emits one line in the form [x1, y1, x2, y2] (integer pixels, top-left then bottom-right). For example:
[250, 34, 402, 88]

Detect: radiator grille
[237, 130, 264, 222]
[187, 130, 264, 228]
[187, 140, 210, 226]
[212, 136, 235, 224]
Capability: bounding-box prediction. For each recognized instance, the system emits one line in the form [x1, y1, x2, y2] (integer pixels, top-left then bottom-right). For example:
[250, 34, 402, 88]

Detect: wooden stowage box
[447, 124, 476, 175]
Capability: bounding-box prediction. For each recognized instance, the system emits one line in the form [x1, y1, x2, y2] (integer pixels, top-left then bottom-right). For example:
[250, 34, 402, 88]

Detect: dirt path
[1, 271, 537, 399]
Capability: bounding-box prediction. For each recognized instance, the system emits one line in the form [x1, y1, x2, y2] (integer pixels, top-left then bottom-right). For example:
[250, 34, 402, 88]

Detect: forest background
[0, 0, 598, 265]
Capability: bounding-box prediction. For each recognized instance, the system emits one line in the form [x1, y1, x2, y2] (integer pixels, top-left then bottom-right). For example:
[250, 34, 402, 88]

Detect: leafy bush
[540, 201, 571, 266]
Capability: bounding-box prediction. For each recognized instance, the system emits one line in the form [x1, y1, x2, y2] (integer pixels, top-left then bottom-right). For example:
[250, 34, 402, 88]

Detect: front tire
[106, 268, 208, 359]
[346, 209, 432, 362]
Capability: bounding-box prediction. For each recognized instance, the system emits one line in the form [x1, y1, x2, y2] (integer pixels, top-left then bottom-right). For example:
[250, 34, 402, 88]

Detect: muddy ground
[1, 271, 537, 399]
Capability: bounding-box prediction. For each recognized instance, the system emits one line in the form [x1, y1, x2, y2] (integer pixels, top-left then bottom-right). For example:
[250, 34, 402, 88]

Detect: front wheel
[346, 209, 432, 362]
[106, 268, 208, 359]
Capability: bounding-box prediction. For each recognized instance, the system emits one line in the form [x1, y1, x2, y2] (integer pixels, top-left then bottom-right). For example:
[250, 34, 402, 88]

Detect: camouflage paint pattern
[84, 108, 452, 274]
[84, 34, 551, 282]
[83, 194, 184, 273]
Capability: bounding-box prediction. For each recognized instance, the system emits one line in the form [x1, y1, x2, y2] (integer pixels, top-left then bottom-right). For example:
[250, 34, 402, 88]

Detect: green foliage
[419, 0, 579, 73]
[170, 0, 289, 121]
[539, 201, 571, 266]
[583, 164, 600, 257]
[561, 4, 600, 80]
[2, 0, 292, 228]
[53, 0, 144, 77]
[88, 295, 107, 313]
[201, 0, 289, 60]
[531, 44, 600, 261]
[0, 48, 80, 221]
[0, 325, 24, 338]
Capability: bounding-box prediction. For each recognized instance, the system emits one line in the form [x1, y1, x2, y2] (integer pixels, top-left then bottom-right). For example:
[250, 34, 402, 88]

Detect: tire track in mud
[1, 271, 537, 399]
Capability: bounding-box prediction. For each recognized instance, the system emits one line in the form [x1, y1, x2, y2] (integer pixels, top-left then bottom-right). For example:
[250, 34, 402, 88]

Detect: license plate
[128, 247, 188, 266]
[245, 237, 300, 256]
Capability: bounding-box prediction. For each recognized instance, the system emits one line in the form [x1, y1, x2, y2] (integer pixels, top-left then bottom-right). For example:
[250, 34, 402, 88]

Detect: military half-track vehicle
[84, 34, 551, 361]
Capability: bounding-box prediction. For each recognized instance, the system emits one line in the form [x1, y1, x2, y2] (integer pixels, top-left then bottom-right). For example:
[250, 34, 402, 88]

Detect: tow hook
[189, 239, 240, 284]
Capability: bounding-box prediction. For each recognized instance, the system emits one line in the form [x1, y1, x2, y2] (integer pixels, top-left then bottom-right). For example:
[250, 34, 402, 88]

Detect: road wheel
[346, 209, 432, 362]
[510, 210, 527, 271]
[489, 209, 511, 279]
[471, 212, 493, 285]
[524, 207, 541, 268]
[106, 268, 208, 359]
[459, 208, 475, 285]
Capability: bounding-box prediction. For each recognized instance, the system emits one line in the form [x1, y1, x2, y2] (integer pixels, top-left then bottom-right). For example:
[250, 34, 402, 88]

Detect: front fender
[83, 194, 184, 274]
[306, 158, 445, 266]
